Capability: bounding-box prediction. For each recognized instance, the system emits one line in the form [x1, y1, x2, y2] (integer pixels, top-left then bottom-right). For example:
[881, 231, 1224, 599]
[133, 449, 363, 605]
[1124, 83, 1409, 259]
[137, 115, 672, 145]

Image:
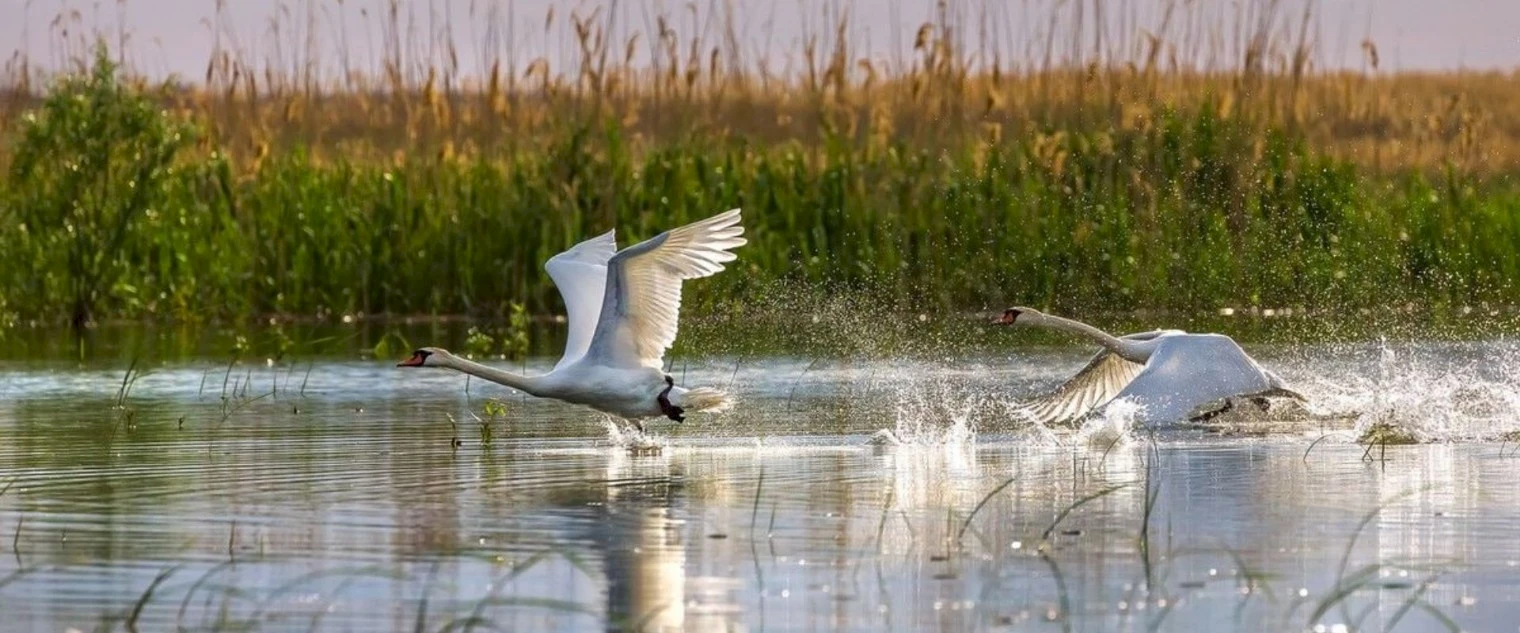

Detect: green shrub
[4, 44, 196, 329]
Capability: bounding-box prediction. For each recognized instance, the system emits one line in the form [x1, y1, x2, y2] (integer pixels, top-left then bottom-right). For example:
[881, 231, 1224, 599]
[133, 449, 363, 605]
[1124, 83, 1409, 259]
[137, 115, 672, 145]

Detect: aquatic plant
[461, 304, 531, 359]
[0, 1, 1515, 330]
[4, 45, 196, 330]
[1357, 420, 1422, 446]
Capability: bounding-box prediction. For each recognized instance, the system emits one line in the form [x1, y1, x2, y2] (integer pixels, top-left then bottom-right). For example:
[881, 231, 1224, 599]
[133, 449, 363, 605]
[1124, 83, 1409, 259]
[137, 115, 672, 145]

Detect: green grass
[2, 48, 1520, 331]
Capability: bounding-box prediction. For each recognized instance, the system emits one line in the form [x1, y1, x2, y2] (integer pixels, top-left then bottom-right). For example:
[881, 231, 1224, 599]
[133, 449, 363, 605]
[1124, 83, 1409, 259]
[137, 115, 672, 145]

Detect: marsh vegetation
[0, 0, 1516, 331]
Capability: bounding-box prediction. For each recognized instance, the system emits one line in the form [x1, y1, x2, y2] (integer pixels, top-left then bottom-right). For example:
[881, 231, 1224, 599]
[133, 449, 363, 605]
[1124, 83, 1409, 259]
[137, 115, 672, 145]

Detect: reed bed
[0, 0, 1516, 328]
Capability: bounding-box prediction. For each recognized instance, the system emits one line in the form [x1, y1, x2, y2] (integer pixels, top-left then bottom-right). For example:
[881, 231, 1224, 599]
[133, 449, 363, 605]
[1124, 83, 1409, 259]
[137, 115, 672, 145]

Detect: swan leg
[657, 375, 685, 422]
[1189, 399, 1234, 424]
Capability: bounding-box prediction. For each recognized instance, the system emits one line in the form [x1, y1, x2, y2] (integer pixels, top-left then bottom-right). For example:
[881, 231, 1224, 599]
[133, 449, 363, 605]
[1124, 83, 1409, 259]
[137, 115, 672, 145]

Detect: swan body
[400, 209, 744, 425]
[994, 307, 1305, 426]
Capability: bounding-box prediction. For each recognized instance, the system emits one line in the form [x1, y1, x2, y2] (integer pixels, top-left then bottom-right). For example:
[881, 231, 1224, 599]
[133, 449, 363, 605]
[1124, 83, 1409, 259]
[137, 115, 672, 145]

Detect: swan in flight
[399, 208, 745, 430]
[993, 307, 1306, 426]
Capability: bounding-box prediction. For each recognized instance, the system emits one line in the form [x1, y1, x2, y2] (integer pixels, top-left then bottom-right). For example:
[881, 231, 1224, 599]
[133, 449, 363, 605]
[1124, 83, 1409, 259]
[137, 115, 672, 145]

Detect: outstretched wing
[1011, 330, 1172, 426]
[544, 229, 617, 370]
[585, 209, 746, 369]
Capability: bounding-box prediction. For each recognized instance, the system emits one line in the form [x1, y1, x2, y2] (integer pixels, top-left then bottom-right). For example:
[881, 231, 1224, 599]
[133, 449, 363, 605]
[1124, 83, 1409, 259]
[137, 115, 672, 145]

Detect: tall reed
[0, 0, 1515, 328]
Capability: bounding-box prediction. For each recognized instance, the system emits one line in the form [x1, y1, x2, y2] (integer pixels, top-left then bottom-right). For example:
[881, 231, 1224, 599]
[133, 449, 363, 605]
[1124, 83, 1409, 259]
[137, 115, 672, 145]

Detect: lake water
[3, 338, 1520, 632]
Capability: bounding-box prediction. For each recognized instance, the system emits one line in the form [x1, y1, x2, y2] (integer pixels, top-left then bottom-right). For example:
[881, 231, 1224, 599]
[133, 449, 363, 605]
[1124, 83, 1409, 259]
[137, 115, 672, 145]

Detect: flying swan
[992, 307, 1306, 426]
[399, 208, 745, 430]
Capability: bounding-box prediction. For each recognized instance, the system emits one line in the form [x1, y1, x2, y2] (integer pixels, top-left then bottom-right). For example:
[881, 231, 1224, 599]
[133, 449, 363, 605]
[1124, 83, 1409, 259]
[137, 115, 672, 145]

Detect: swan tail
[675, 387, 734, 414]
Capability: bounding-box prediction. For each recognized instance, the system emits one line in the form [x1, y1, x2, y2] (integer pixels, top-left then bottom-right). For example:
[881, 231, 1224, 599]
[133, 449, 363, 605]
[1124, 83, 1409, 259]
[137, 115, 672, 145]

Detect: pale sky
[1, 0, 1515, 83]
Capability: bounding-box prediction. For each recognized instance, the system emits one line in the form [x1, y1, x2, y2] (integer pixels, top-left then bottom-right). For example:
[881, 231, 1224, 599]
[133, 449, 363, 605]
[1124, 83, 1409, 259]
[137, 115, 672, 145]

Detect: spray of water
[861, 336, 1520, 447]
[1074, 399, 1143, 449]
[1281, 338, 1520, 442]
[863, 365, 1002, 449]
[601, 417, 668, 453]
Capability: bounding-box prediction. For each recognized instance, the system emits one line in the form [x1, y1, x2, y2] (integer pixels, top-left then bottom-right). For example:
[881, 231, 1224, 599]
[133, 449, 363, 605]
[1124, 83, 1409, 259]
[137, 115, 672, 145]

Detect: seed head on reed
[0, 0, 1516, 326]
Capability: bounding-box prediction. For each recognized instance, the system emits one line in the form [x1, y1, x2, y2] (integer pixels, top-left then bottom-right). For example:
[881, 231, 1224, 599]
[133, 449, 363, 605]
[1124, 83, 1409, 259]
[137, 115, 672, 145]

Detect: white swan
[993, 307, 1305, 426]
[399, 208, 745, 429]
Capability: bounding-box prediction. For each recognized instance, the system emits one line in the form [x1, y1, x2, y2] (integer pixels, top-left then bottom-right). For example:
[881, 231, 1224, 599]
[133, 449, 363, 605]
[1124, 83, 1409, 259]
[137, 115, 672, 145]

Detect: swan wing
[544, 229, 617, 370]
[1107, 333, 1280, 424]
[585, 209, 746, 369]
[1011, 330, 1174, 426]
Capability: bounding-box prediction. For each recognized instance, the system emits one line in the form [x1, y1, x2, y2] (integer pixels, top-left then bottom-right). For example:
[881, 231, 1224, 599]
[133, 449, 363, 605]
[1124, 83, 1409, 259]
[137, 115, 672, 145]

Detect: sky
[1, 0, 1515, 83]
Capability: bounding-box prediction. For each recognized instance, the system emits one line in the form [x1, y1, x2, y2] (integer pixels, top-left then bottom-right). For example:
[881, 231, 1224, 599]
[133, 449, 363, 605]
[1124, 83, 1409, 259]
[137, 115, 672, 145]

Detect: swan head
[993, 307, 1040, 326]
[397, 347, 449, 367]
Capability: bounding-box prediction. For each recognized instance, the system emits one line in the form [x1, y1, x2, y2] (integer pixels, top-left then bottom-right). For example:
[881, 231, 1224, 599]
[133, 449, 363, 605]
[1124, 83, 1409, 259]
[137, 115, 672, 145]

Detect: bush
[4, 44, 196, 329]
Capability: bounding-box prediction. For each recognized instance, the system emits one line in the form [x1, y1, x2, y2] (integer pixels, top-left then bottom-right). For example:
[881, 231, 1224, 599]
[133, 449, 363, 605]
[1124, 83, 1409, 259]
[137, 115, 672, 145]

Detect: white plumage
[995, 308, 1305, 427]
[400, 209, 745, 427]
[588, 208, 746, 369]
[543, 229, 616, 371]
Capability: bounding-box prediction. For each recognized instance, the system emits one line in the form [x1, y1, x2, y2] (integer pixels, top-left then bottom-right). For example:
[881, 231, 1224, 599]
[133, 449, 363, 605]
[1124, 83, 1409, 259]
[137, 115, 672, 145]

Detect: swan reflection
[598, 451, 746, 633]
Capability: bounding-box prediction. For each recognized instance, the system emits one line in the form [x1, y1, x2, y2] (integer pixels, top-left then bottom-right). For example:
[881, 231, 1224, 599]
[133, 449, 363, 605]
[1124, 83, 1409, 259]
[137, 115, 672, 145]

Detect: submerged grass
[0, 1, 1517, 332]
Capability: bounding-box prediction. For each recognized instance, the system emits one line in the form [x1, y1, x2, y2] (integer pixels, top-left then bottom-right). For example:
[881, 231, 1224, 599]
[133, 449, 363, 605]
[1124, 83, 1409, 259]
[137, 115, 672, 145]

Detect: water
[3, 339, 1520, 632]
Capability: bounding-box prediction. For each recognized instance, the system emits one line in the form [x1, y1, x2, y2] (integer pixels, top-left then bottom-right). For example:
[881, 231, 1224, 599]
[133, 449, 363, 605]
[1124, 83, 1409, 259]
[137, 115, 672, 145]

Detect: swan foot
[627, 443, 664, 457]
[615, 418, 664, 456]
[1189, 400, 1234, 424]
[657, 375, 685, 422]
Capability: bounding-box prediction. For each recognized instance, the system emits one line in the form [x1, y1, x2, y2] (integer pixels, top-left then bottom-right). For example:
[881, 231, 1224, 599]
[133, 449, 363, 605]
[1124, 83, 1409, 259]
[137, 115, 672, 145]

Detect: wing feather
[544, 229, 616, 370]
[1011, 330, 1171, 426]
[586, 209, 746, 368]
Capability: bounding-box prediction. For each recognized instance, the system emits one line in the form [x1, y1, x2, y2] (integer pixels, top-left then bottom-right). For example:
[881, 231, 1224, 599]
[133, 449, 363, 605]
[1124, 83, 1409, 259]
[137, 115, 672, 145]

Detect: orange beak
[397, 352, 426, 367]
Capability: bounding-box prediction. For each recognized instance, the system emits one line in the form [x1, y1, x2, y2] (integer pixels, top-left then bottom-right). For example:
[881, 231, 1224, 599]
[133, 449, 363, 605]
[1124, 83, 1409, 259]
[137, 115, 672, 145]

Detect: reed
[0, 0, 1516, 328]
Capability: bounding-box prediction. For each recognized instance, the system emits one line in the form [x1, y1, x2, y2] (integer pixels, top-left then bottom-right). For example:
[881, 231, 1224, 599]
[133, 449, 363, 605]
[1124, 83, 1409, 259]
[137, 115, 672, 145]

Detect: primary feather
[587, 208, 747, 368]
[1013, 331, 1171, 426]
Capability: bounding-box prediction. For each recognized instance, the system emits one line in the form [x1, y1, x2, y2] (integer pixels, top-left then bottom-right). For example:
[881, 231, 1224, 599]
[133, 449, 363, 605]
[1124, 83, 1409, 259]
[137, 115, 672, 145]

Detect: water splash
[870, 367, 994, 448]
[1283, 338, 1520, 442]
[1075, 399, 1142, 449]
[601, 417, 668, 453]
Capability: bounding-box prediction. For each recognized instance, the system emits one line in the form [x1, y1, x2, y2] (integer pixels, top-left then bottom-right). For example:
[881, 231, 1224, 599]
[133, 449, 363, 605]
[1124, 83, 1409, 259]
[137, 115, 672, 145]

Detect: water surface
[2, 340, 1520, 631]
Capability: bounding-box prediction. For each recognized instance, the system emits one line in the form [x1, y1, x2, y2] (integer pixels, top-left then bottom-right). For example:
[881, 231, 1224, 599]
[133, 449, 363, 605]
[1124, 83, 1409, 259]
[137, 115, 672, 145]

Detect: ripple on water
[2, 342, 1520, 631]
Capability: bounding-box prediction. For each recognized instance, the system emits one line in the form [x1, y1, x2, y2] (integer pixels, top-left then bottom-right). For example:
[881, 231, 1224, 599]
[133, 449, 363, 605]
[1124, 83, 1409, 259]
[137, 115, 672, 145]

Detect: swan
[992, 307, 1306, 426]
[399, 208, 745, 430]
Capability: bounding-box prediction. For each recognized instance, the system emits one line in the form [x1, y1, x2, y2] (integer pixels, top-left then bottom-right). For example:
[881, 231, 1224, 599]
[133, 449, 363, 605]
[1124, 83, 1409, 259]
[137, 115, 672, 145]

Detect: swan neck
[1033, 314, 1147, 362]
[439, 355, 543, 395]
